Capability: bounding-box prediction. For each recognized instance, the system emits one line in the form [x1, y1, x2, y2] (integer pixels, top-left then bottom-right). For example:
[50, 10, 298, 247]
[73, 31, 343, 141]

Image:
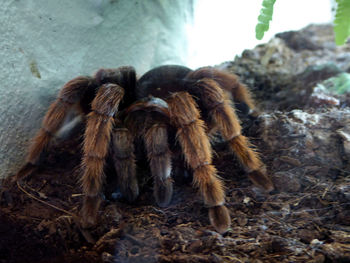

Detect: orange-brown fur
[58, 76, 94, 103]
[208, 206, 231, 234]
[81, 84, 124, 226]
[167, 92, 224, 204]
[112, 128, 138, 202]
[144, 124, 171, 179]
[247, 167, 273, 192]
[26, 128, 53, 165]
[17, 76, 92, 179]
[194, 78, 242, 136]
[144, 124, 173, 206]
[81, 113, 113, 195]
[228, 136, 262, 172]
[192, 77, 274, 192]
[167, 92, 230, 233]
[168, 92, 212, 168]
[193, 165, 224, 207]
[187, 67, 255, 110]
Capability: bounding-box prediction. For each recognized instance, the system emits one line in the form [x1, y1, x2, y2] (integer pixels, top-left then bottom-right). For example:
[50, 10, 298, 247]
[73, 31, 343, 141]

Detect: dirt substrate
[1, 24, 350, 262]
[1, 111, 350, 263]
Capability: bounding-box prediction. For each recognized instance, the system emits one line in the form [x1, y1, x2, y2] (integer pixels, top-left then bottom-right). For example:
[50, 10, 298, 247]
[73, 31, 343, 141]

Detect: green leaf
[322, 73, 350, 94]
[334, 0, 350, 45]
[255, 0, 276, 40]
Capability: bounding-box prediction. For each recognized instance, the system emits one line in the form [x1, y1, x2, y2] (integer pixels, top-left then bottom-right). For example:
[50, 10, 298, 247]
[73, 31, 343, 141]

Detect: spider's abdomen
[136, 65, 192, 99]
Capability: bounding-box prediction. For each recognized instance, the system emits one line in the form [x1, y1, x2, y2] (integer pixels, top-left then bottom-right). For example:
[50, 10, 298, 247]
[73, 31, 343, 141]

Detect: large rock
[223, 24, 350, 111]
[0, 0, 194, 179]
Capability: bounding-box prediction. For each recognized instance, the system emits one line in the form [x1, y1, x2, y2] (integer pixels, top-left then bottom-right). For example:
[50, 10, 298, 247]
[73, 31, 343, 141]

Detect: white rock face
[0, 0, 193, 178]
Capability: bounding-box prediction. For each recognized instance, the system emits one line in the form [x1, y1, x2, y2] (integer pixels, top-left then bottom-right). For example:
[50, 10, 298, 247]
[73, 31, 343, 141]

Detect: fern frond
[255, 0, 276, 40]
[334, 0, 350, 45]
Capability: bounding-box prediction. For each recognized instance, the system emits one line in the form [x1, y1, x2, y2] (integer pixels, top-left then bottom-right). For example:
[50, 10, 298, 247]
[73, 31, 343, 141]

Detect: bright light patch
[187, 0, 332, 68]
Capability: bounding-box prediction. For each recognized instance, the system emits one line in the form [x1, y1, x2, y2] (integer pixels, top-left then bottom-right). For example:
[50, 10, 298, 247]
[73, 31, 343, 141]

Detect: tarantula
[16, 65, 274, 234]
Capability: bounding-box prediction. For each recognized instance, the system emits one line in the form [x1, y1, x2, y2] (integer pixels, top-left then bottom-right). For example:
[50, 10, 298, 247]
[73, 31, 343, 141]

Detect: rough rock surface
[223, 24, 350, 111]
[1, 24, 350, 262]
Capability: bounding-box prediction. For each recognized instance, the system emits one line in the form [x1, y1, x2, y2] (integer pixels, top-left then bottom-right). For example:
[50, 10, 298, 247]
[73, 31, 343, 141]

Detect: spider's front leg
[16, 76, 94, 180]
[190, 77, 274, 191]
[167, 92, 230, 234]
[81, 84, 124, 228]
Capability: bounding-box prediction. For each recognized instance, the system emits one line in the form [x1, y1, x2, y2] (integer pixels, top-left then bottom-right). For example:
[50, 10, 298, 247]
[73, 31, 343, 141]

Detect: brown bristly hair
[144, 123, 173, 207]
[80, 84, 124, 226]
[17, 76, 92, 180]
[187, 67, 255, 111]
[112, 127, 138, 202]
[167, 92, 225, 206]
[81, 84, 124, 196]
[193, 78, 274, 191]
[167, 92, 230, 233]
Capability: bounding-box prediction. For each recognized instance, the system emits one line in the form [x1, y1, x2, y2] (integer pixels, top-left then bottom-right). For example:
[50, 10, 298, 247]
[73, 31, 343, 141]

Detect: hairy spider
[16, 65, 274, 234]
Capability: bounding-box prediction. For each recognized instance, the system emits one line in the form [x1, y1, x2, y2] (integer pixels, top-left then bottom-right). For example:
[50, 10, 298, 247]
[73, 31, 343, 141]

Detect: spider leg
[16, 76, 93, 180]
[167, 92, 230, 234]
[124, 97, 173, 207]
[144, 123, 173, 207]
[191, 78, 274, 191]
[81, 84, 124, 228]
[187, 67, 256, 116]
[112, 127, 139, 202]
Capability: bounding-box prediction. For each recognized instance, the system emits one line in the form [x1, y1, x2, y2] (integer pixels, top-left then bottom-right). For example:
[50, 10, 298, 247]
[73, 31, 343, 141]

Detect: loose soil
[1, 109, 350, 262]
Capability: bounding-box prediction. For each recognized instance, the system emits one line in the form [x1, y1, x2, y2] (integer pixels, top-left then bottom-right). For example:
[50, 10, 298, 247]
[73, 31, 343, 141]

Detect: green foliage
[334, 0, 350, 45]
[255, 0, 276, 40]
[255, 0, 350, 45]
[319, 73, 350, 94]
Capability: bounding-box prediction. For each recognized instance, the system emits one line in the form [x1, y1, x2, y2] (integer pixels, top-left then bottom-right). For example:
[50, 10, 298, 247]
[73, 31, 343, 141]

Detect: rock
[255, 108, 350, 191]
[272, 172, 301, 193]
[270, 236, 290, 253]
[276, 30, 321, 51]
[223, 24, 350, 111]
[322, 242, 350, 262]
[298, 229, 320, 244]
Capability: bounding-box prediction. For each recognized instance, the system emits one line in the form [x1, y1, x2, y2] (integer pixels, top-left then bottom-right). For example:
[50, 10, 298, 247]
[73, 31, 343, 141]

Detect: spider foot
[154, 177, 173, 207]
[81, 195, 102, 228]
[15, 163, 37, 181]
[120, 180, 139, 203]
[248, 169, 274, 192]
[208, 205, 231, 234]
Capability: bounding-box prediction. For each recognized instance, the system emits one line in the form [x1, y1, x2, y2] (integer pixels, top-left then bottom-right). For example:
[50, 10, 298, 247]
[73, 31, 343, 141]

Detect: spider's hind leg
[187, 67, 257, 116]
[190, 78, 274, 191]
[16, 76, 94, 180]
